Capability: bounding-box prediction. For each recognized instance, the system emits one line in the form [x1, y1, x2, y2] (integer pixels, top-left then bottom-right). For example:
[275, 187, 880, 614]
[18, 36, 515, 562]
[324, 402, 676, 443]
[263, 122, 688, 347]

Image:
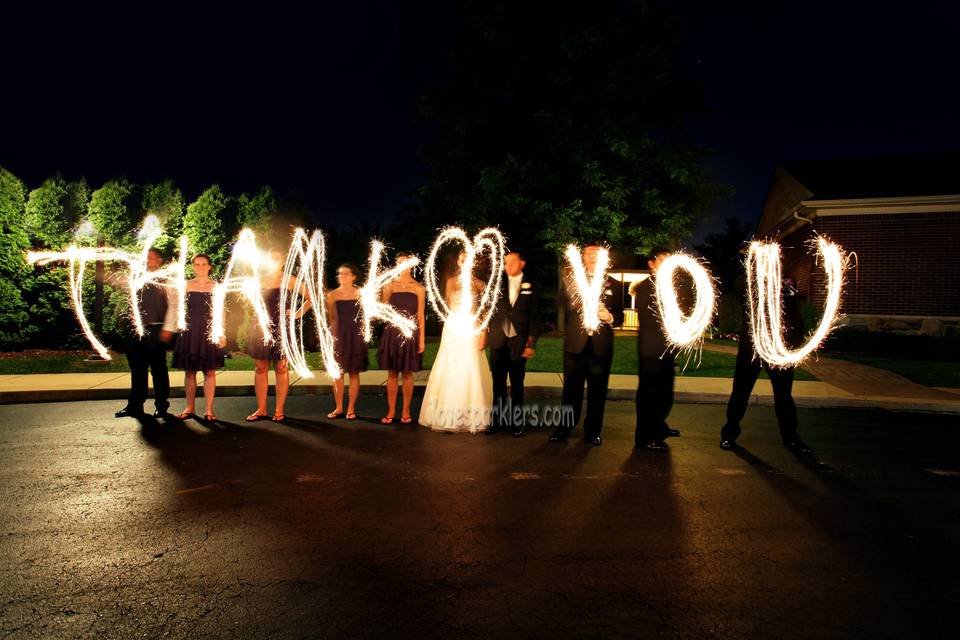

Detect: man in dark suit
[115, 248, 178, 420]
[487, 250, 540, 436]
[631, 247, 680, 452]
[720, 273, 812, 454]
[551, 245, 624, 447]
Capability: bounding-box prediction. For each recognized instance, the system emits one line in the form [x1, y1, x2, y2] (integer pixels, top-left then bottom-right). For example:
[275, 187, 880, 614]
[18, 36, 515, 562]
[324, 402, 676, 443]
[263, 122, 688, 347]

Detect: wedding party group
[110, 238, 813, 455]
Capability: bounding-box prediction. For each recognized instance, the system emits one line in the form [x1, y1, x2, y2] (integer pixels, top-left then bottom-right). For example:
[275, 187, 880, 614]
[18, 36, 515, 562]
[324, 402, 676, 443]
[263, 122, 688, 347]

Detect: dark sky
[3, 1, 959, 237]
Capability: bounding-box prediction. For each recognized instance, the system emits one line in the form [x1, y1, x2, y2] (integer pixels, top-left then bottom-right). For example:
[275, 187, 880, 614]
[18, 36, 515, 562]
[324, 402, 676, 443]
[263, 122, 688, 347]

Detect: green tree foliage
[237, 186, 278, 236]
[88, 178, 141, 246]
[25, 175, 90, 249]
[417, 0, 728, 258]
[142, 180, 185, 256]
[0, 167, 34, 348]
[183, 185, 237, 272]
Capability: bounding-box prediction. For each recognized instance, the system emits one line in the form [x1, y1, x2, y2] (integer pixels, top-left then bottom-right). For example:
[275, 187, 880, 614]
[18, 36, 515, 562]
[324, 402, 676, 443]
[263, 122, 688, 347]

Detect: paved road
[1, 397, 958, 639]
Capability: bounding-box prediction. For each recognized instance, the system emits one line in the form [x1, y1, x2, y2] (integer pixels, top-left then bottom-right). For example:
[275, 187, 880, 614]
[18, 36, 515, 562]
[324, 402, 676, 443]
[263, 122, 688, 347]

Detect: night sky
[3, 1, 959, 238]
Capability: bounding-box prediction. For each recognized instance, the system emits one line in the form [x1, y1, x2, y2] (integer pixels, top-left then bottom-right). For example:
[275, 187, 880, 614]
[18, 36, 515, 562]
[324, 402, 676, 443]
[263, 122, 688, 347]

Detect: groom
[552, 245, 624, 446]
[487, 250, 540, 437]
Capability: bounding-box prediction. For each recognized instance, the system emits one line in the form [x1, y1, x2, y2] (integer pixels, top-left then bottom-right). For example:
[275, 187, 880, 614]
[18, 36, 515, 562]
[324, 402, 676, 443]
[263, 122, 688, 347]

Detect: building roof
[757, 150, 960, 238]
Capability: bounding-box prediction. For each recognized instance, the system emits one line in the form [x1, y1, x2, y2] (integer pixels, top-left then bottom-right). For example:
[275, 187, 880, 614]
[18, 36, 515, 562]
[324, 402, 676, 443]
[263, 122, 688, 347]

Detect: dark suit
[558, 272, 624, 438]
[633, 277, 676, 444]
[124, 282, 175, 414]
[488, 274, 541, 428]
[722, 274, 801, 444]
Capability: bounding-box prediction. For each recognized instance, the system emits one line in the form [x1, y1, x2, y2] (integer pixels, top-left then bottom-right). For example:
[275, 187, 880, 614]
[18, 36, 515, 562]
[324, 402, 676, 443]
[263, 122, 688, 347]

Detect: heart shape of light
[424, 227, 505, 335]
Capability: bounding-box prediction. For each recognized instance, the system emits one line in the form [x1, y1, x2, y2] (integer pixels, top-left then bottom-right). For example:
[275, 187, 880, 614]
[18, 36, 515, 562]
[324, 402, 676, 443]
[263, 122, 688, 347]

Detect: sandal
[271, 414, 285, 422]
[327, 410, 344, 419]
[204, 413, 217, 421]
[346, 412, 357, 420]
[380, 415, 396, 424]
[246, 412, 268, 422]
[177, 410, 195, 420]
[400, 416, 413, 424]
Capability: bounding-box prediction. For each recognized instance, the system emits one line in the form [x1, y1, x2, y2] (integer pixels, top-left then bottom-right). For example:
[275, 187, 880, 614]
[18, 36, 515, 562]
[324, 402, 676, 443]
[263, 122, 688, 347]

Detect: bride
[418, 250, 493, 433]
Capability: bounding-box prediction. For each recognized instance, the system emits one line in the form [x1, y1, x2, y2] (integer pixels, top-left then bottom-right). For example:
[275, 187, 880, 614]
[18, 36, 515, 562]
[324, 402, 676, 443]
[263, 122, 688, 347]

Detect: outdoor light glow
[211, 229, 272, 347]
[424, 227, 505, 335]
[746, 237, 846, 367]
[359, 240, 419, 342]
[279, 229, 341, 379]
[564, 244, 610, 333]
[653, 252, 716, 350]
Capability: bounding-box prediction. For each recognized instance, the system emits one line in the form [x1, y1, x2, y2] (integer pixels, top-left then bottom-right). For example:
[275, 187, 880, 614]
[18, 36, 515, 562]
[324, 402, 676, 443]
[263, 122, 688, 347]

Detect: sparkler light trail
[358, 240, 419, 342]
[210, 229, 272, 347]
[564, 245, 610, 334]
[424, 227, 505, 336]
[27, 215, 188, 359]
[278, 228, 341, 379]
[653, 252, 717, 350]
[746, 237, 846, 367]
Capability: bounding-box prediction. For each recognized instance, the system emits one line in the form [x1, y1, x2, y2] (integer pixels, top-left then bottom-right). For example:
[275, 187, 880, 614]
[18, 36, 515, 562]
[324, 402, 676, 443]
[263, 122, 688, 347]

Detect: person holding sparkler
[551, 245, 624, 446]
[377, 253, 426, 424]
[114, 248, 179, 420]
[172, 254, 226, 421]
[326, 263, 368, 421]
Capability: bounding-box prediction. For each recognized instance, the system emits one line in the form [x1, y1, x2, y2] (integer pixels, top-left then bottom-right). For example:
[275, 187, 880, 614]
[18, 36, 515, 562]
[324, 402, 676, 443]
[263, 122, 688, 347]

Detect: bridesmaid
[326, 263, 368, 420]
[245, 249, 304, 423]
[173, 254, 226, 420]
[377, 253, 425, 424]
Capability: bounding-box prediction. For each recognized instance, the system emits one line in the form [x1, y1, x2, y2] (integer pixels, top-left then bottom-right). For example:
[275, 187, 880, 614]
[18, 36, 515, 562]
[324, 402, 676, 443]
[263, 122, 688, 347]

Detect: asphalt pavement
[1, 397, 958, 639]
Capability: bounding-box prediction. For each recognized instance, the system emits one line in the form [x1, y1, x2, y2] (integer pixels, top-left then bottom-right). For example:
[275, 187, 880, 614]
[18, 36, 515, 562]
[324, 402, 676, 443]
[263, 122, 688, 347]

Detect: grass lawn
[0, 336, 817, 380]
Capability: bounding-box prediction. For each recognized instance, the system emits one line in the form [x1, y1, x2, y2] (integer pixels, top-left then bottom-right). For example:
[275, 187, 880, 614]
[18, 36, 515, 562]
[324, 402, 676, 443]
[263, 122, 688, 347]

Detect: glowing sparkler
[653, 252, 717, 350]
[424, 227, 505, 336]
[564, 245, 610, 333]
[359, 240, 419, 341]
[278, 228, 341, 379]
[210, 229, 272, 347]
[746, 237, 846, 367]
[28, 215, 189, 359]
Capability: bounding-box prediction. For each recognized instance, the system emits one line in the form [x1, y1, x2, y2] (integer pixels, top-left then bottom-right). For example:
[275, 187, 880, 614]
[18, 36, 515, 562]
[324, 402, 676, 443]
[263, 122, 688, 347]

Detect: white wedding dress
[418, 292, 493, 433]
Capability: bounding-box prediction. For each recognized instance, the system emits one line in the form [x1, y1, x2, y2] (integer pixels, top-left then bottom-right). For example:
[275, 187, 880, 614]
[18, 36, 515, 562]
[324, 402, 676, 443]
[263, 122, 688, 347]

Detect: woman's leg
[183, 370, 198, 414]
[401, 371, 414, 420]
[347, 372, 360, 415]
[274, 359, 289, 418]
[332, 376, 345, 414]
[384, 370, 399, 419]
[249, 359, 269, 418]
[203, 369, 217, 416]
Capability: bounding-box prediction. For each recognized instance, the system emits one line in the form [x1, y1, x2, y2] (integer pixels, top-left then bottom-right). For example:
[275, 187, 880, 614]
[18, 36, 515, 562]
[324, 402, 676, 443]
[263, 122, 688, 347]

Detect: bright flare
[359, 240, 419, 342]
[653, 253, 716, 350]
[279, 229, 340, 379]
[564, 245, 610, 334]
[424, 227, 505, 336]
[746, 237, 845, 367]
[211, 229, 272, 347]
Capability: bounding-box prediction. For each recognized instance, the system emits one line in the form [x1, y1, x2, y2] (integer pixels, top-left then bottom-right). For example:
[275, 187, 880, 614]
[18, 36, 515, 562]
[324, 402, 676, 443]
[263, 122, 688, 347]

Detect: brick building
[756, 152, 960, 335]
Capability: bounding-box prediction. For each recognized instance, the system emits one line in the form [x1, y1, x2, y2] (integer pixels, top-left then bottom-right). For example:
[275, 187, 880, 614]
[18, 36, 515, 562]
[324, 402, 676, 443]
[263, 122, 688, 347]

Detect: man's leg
[148, 328, 170, 414]
[583, 341, 612, 441]
[556, 348, 587, 438]
[489, 345, 511, 429]
[125, 335, 148, 414]
[768, 365, 800, 444]
[655, 354, 676, 437]
[635, 357, 661, 445]
[508, 351, 527, 434]
[721, 339, 761, 444]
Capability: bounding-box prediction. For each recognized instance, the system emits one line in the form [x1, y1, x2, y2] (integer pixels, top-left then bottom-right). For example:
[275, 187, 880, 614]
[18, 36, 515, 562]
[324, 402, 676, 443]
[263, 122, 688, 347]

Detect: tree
[88, 178, 141, 246]
[0, 167, 34, 348]
[417, 0, 727, 261]
[183, 185, 236, 272]
[237, 186, 278, 235]
[25, 175, 90, 249]
[693, 217, 752, 295]
[142, 180, 185, 255]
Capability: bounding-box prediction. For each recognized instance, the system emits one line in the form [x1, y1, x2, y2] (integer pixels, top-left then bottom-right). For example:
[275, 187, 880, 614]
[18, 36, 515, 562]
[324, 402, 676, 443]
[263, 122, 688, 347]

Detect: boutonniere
[604, 288, 613, 296]
[521, 282, 531, 290]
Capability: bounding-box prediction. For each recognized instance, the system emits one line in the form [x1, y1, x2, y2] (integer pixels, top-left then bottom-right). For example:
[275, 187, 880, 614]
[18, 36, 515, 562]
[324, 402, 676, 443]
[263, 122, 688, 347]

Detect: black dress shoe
[784, 438, 813, 455]
[641, 440, 668, 452]
[719, 438, 737, 451]
[115, 407, 143, 418]
[511, 426, 525, 438]
[585, 434, 602, 446]
[549, 427, 571, 442]
[666, 428, 681, 438]
[153, 409, 171, 420]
